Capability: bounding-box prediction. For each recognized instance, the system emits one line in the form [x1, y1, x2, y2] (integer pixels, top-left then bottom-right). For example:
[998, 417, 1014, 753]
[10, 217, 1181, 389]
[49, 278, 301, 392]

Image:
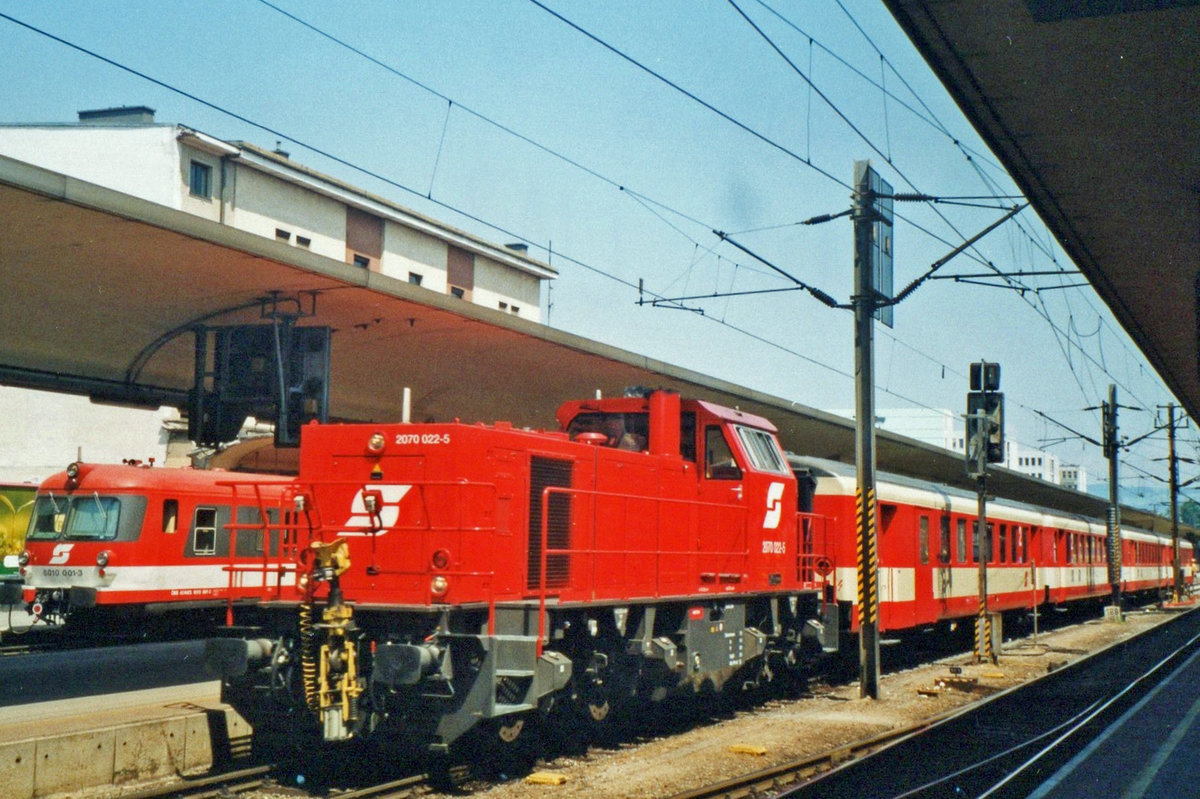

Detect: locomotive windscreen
[527, 456, 573, 590]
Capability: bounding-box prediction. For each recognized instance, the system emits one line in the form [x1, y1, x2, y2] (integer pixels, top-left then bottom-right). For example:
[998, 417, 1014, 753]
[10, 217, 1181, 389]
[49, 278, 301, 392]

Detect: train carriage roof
[788, 454, 1179, 543]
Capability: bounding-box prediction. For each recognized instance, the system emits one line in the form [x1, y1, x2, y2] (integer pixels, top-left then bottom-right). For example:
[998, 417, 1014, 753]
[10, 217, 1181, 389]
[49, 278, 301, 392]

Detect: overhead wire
[3, 5, 1179, 479]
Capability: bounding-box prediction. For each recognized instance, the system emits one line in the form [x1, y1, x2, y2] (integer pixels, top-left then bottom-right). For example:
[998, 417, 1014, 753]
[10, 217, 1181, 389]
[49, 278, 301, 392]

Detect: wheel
[466, 713, 539, 780]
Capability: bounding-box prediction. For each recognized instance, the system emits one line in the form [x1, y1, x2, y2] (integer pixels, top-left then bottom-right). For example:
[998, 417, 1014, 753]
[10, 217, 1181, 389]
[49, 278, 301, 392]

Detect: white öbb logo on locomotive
[762, 481, 785, 530]
[48, 543, 74, 565]
[340, 485, 411, 535]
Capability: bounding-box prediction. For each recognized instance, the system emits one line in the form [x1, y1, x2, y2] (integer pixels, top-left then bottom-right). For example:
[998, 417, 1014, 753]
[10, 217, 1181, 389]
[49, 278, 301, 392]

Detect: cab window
[705, 426, 742, 480]
[27, 494, 121, 541]
[733, 425, 789, 474]
[566, 412, 648, 451]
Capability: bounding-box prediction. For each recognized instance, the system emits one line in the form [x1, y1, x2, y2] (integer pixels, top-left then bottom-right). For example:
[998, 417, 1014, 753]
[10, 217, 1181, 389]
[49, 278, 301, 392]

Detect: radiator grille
[527, 456, 573, 589]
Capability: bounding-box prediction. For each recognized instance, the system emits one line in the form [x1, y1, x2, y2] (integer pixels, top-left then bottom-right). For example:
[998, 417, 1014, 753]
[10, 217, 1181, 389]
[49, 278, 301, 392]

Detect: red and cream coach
[792, 456, 1192, 634]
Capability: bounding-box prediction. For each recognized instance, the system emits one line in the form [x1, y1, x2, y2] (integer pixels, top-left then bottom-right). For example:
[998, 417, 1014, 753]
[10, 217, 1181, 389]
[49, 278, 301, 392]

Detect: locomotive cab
[20, 462, 292, 629]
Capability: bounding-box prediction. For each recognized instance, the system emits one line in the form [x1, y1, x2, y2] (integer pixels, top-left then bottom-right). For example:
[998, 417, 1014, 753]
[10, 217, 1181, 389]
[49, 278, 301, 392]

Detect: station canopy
[0, 150, 1174, 532]
[885, 0, 1200, 427]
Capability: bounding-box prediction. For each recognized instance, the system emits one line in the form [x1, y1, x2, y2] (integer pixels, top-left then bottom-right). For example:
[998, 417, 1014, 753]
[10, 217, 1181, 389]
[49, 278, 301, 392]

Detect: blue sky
[0, 0, 1191, 507]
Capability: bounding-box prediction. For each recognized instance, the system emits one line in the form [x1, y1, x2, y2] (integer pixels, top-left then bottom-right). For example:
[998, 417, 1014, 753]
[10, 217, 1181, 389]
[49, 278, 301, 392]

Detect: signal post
[966, 362, 1003, 663]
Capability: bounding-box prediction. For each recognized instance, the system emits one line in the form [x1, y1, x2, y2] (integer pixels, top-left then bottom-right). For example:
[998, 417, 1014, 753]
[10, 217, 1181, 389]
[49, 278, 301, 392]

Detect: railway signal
[966, 361, 1002, 663]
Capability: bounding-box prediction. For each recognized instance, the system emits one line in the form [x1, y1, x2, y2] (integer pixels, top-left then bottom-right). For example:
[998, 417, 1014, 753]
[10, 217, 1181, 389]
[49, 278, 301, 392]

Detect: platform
[1028, 633, 1200, 798]
[0, 684, 251, 799]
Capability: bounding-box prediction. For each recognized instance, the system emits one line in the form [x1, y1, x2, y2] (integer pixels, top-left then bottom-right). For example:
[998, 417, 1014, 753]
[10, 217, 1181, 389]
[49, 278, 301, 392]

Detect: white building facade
[0, 106, 555, 320]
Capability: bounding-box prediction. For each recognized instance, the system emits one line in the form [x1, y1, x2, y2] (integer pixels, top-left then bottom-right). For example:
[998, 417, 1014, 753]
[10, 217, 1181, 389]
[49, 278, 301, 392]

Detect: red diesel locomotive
[209, 390, 839, 754]
[18, 461, 293, 629]
[206, 390, 1191, 761]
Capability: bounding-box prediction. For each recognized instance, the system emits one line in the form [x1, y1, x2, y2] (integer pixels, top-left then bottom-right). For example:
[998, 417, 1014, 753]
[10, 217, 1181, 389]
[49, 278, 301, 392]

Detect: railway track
[116, 762, 452, 799]
[665, 604, 1200, 799]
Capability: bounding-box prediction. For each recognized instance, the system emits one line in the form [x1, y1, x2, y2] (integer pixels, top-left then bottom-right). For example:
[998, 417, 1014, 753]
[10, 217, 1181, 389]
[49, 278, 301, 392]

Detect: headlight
[96, 551, 111, 568]
[431, 549, 451, 570]
[66, 462, 80, 480]
[431, 576, 449, 597]
[18, 551, 30, 567]
[367, 433, 386, 454]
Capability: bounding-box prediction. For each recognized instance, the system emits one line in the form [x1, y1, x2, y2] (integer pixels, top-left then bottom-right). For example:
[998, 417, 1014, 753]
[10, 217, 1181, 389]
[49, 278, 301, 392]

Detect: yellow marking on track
[525, 772, 569, 785]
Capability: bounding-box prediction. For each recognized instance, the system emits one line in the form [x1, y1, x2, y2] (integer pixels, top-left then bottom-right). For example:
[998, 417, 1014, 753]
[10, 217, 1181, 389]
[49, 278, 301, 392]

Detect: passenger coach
[791, 456, 1192, 634]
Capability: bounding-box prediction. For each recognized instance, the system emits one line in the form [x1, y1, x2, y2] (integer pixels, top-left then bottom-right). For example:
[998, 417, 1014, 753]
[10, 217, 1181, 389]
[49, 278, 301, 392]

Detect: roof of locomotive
[37, 462, 292, 493]
[555, 395, 778, 432]
[788, 454, 1183, 546]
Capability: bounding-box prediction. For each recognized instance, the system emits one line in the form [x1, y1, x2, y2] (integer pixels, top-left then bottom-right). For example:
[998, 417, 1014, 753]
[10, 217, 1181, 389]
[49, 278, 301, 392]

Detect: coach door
[936, 515, 952, 611]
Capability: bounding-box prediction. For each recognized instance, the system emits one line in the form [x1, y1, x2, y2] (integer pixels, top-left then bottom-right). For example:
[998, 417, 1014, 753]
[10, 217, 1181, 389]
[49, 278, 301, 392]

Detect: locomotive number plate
[393, 433, 451, 445]
[40, 568, 85, 579]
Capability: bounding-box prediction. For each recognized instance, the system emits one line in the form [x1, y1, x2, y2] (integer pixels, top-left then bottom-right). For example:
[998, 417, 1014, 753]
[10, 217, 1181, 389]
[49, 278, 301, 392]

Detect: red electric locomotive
[209, 390, 839, 756]
[19, 461, 294, 630]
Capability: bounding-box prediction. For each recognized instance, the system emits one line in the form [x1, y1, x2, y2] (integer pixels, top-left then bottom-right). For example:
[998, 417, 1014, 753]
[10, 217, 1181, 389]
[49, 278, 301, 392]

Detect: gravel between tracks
[456, 607, 1179, 799]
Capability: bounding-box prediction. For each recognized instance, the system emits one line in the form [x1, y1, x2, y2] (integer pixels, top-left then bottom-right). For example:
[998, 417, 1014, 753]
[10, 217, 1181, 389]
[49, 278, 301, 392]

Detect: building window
[276, 228, 291, 242]
[346, 207, 383, 269]
[296, 235, 311, 248]
[511, 305, 520, 315]
[189, 161, 212, 198]
[447, 245, 475, 301]
[408, 272, 423, 286]
[499, 301, 508, 310]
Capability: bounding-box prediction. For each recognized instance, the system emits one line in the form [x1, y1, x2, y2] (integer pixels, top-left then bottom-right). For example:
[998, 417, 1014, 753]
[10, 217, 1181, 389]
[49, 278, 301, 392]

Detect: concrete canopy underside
[0, 156, 1174, 532]
[884, 0, 1200, 424]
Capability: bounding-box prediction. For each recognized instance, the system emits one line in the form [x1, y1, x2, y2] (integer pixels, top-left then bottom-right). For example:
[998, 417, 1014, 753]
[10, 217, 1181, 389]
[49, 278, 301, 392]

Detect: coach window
[705, 426, 742, 480]
[957, 519, 967, 563]
[919, 516, 930, 564]
[999, 525, 1008, 563]
[163, 500, 178, 533]
[939, 517, 951, 564]
[193, 507, 217, 555]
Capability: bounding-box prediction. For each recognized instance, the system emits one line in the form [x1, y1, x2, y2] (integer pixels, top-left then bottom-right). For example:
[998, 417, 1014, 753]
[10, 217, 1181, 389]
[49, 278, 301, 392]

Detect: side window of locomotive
[163, 499, 178, 533]
[193, 507, 217, 555]
[956, 519, 967, 563]
[680, 412, 696, 461]
[705, 426, 742, 480]
[939, 516, 951, 564]
[566, 412, 649, 450]
[733, 425, 789, 474]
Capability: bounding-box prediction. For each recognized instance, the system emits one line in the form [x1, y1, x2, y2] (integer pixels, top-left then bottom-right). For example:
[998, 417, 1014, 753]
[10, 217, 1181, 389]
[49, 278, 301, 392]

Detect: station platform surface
[0, 683, 250, 799]
[1028, 626, 1200, 798]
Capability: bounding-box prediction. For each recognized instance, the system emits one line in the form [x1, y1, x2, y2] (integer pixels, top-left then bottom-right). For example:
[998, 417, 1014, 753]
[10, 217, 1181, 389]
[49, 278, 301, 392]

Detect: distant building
[840, 407, 1087, 490]
[0, 106, 555, 321]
